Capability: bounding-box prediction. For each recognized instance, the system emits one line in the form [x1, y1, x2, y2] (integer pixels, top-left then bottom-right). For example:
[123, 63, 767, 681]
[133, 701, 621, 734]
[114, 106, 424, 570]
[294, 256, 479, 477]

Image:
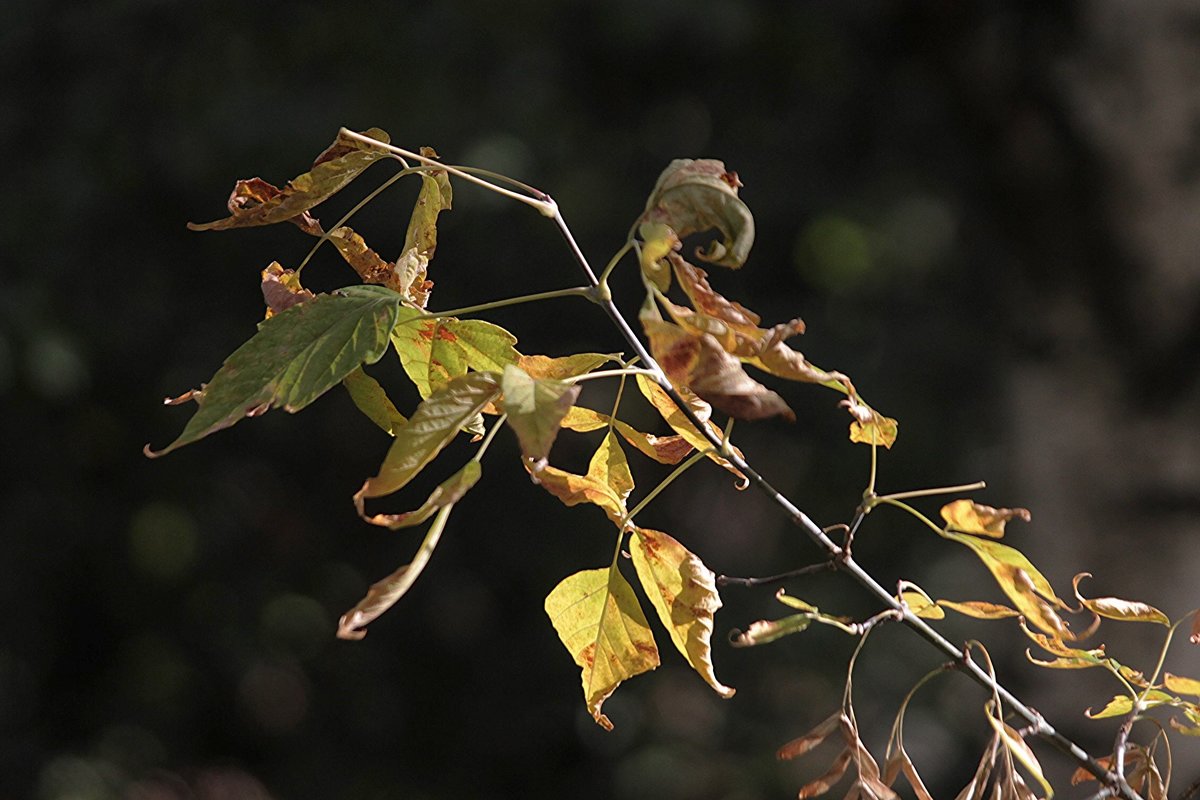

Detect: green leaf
[532, 431, 633, 527]
[356, 460, 481, 530]
[342, 367, 407, 435]
[393, 317, 520, 399]
[500, 364, 580, 462]
[188, 128, 392, 232]
[1085, 690, 1176, 719]
[630, 527, 734, 698]
[356, 372, 501, 501]
[941, 530, 1074, 639]
[146, 286, 404, 457]
[544, 567, 660, 730]
[639, 159, 754, 269]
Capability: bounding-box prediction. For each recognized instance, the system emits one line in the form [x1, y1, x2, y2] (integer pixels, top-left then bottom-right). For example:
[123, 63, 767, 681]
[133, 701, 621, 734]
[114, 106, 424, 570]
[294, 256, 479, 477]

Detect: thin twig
[716, 561, 837, 588]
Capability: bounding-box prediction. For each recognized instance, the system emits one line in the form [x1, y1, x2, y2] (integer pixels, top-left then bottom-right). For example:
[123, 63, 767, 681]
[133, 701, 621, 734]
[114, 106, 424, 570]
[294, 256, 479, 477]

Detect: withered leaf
[629, 527, 734, 698]
[776, 711, 842, 760]
[403, 147, 453, 261]
[337, 501, 454, 640]
[189, 128, 391, 232]
[544, 567, 659, 730]
[645, 319, 794, 422]
[146, 286, 404, 457]
[355, 460, 481, 530]
[1164, 673, 1200, 697]
[639, 159, 754, 269]
[638, 221, 679, 292]
[941, 499, 1031, 539]
[1072, 573, 1170, 626]
[985, 706, 1054, 799]
[261, 261, 315, 317]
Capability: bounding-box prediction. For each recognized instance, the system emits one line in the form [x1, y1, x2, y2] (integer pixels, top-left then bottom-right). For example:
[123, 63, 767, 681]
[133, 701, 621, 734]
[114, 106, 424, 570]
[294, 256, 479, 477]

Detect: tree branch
[547, 204, 1140, 800]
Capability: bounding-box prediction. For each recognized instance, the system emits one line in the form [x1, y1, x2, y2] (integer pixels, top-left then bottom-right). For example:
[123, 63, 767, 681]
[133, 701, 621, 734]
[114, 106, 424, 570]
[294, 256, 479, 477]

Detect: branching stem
[538, 193, 1138, 800]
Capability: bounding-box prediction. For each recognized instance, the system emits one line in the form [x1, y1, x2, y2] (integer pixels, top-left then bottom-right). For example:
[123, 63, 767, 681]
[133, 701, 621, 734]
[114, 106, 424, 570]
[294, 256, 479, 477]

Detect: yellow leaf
[531, 431, 632, 528]
[1085, 690, 1175, 719]
[630, 527, 735, 698]
[636, 375, 748, 487]
[342, 366, 407, 436]
[936, 599, 1020, 620]
[899, 583, 945, 619]
[544, 567, 660, 730]
[850, 415, 899, 449]
[637, 221, 679, 292]
[516, 353, 616, 381]
[355, 461, 481, 530]
[1072, 573, 1170, 626]
[1164, 673, 1200, 697]
[561, 405, 693, 464]
[940, 499, 1031, 538]
[942, 531, 1074, 638]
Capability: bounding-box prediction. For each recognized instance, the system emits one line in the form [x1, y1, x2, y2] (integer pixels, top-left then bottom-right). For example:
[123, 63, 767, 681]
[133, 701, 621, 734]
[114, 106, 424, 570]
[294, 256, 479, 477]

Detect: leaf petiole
[874, 497, 947, 536]
[871, 481, 988, 507]
[620, 448, 710, 529]
[426, 286, 593, 319]
[472, 413, 508, 461]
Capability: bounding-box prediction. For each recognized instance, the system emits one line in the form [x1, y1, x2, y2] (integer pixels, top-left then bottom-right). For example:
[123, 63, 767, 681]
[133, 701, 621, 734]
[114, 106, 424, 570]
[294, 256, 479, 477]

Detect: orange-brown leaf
[636, 376, 748, 486]
[645, 319, 794, 422]
[260, 262, 315, 317]
[777, 711, 843, 760]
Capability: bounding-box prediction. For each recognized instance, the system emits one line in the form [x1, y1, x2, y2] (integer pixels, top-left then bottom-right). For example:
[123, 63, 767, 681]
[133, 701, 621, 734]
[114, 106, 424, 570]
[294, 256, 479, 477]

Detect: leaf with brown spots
[544, 566, 660, 730]
[645, 318, 794, 422]
[629, 527, 734, 698]
[392, 317, 520, 399]
[188, 128, 392, 232]
[516, 353, 618, 381]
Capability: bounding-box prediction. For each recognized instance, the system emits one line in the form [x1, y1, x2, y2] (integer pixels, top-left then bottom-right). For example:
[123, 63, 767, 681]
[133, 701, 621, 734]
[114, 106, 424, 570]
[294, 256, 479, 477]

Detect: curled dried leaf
[936, 599, 1020, 620]
[355, 461, 481, 530]
[941, 499, 1031, 538]
[261, 262, 315, 316]
[639, 159, 754, 269]
[189, 128, 390, 232]
[635, 375, 749, 486]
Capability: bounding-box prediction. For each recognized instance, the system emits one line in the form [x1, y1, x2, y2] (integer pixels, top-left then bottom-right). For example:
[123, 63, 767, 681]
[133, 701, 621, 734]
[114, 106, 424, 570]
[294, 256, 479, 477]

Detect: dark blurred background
[3, 2, 1199, 798]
